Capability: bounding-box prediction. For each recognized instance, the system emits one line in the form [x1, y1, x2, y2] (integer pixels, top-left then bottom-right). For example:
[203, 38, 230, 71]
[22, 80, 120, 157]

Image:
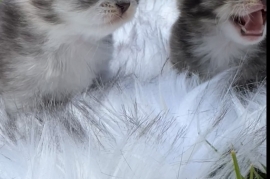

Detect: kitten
[170, 0, 266, 88]
[0, 0, 138, 113]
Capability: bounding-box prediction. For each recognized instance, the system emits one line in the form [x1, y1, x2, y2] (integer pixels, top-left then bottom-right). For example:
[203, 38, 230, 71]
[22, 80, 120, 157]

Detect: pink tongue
[243, 10, 264, 35]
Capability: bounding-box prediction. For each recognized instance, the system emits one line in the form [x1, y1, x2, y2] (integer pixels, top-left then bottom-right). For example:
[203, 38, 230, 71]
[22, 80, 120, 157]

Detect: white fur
[0, 0, 266, 178]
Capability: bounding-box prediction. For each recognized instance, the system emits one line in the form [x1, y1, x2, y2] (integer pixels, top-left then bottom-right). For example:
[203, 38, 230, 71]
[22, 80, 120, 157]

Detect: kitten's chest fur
[0, 32, 112, 111]
[31, 39, 111, 95]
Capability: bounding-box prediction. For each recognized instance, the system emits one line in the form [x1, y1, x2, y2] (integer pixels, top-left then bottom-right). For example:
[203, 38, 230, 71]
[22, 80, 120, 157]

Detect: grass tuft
[231, 150, 267, 179]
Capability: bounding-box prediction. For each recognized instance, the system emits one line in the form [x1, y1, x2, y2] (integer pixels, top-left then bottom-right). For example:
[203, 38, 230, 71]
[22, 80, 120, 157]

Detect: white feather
[0, 0, 266, 178]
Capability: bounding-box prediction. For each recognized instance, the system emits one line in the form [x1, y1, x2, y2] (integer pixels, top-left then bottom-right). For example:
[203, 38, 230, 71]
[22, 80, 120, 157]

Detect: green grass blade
[254, 169, 263, 179]
[250, 165, 255, 179]
[231, 150, 244, 179]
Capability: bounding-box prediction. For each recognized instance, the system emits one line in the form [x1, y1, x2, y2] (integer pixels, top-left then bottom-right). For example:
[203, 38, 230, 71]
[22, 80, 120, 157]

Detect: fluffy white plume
[0, 0, 266, 178]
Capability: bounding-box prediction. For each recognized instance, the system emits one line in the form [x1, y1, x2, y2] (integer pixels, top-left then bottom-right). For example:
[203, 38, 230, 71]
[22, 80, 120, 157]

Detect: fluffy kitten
[0, 0, 138, 112]
[170, 0, 266, 88]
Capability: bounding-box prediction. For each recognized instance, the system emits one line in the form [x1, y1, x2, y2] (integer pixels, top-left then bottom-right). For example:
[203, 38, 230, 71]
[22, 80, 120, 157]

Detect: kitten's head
[29, 0, 138, 38]
[179, 0, 267, 45]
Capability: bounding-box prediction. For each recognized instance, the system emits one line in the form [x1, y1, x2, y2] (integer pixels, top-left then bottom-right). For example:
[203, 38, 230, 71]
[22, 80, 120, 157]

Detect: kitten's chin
[221, 21, 266, 46]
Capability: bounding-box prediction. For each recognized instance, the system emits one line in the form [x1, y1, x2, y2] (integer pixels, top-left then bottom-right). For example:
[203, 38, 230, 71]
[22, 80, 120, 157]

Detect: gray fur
[169, 0, 266, 89]
[0, 0, 138, 113]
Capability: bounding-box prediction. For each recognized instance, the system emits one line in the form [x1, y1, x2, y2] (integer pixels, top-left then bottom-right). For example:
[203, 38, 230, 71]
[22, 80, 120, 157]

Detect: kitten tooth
[240, 27, 248, 35]
[241, 27, 247, 33]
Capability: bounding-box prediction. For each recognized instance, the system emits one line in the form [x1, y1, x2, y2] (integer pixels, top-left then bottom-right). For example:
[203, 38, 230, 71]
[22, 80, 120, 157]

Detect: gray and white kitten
[0, 0, 138, 112]
[170, 0, 266, 88]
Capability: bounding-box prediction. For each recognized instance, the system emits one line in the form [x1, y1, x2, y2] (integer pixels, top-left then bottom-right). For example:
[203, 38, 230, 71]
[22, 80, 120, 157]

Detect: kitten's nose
[116, 2, 130, 13]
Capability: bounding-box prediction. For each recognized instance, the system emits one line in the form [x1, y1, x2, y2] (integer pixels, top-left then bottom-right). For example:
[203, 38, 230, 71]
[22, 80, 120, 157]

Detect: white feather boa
[0, 0, 266, 178]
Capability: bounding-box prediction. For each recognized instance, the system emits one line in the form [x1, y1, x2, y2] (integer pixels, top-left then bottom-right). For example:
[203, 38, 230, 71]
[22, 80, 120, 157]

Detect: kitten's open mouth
[231, 5, 267, 36]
